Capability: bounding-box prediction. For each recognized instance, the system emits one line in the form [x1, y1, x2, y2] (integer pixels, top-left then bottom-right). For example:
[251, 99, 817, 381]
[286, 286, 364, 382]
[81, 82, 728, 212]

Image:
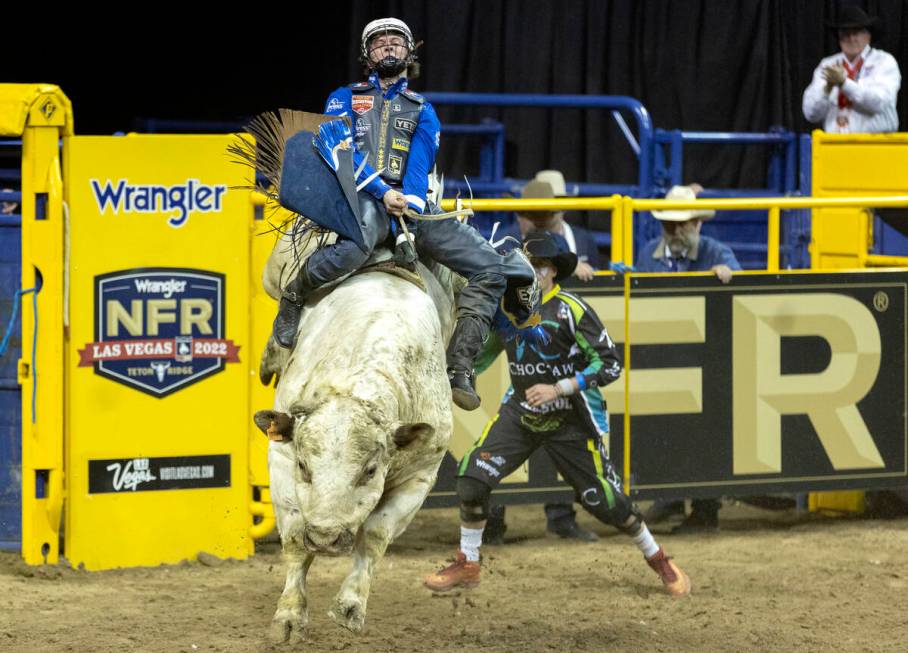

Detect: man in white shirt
[802, 7, 901, 134]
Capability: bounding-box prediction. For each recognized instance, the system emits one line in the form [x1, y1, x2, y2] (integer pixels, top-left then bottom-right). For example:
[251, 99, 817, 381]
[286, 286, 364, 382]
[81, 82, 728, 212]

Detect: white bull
[254, 233, 455, 640]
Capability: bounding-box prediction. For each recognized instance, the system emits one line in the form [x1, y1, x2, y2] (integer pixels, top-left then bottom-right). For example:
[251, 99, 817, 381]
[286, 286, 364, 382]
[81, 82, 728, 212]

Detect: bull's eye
[358, 464, 378, 486]
[297, 460, 312, 483]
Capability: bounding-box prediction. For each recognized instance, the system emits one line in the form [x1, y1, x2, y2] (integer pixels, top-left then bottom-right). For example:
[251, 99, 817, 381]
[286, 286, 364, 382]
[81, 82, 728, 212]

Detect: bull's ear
[253, 410, 295, 442]
[393, 422, 434, 448]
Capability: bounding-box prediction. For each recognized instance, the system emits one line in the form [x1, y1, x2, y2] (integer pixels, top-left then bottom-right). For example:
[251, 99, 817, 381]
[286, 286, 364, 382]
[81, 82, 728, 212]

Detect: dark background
[11, 0, 908, 191]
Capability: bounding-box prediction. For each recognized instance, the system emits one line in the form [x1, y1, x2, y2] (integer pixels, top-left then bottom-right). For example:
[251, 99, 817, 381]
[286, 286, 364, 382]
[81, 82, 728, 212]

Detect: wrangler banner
[428, 270, 908, 505]
[64, 135, 253, 569]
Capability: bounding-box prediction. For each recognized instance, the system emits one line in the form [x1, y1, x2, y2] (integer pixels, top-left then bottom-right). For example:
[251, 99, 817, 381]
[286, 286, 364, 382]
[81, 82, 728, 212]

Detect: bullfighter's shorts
[457, 402, 635, 526]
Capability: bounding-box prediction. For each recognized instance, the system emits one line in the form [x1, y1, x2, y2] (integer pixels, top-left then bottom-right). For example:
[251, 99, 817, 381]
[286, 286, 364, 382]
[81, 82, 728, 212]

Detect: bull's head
[254, 399, 433, 556]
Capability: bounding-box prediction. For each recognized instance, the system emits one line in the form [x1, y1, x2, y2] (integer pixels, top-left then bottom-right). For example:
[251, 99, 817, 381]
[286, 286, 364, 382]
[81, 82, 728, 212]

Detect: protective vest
[348, 82, 424, 185]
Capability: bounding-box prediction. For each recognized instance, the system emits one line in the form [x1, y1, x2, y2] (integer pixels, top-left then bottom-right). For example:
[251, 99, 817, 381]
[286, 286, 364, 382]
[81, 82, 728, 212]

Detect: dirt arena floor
[1, 502, 906, 653]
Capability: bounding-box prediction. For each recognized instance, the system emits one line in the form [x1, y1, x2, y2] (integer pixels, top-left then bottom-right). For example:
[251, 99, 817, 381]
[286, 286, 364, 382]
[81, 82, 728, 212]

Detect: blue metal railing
[653, 128, 798, 194]
[421, 93, 816, 268]
[423, 92, 654, 197]
[440, 120, 506, 187]
[647, 127, 805, 269]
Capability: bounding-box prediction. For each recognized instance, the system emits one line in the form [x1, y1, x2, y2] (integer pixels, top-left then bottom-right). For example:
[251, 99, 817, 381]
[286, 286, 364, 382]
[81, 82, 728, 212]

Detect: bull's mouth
[302, 532, 355, 556]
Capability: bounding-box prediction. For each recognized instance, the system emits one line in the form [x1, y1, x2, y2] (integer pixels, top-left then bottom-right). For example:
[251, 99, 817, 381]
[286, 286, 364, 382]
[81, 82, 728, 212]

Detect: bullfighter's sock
[633, 525, 660, 560]
[460, 526, 483, 562]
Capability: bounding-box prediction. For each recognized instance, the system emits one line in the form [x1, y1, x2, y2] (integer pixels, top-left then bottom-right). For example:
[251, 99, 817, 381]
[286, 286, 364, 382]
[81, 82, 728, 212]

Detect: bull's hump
[325, 275, 440, 338]
[278, 270, 449, 420]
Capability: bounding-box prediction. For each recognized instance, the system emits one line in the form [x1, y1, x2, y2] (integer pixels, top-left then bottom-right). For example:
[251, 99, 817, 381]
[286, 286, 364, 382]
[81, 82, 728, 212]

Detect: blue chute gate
[0, 161, 22, 551]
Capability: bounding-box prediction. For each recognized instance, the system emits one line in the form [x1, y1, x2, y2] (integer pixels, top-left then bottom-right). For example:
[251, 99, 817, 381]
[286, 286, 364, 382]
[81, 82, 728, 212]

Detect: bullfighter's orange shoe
[646, 547, 691, 598]
[423, 551, 480, 592]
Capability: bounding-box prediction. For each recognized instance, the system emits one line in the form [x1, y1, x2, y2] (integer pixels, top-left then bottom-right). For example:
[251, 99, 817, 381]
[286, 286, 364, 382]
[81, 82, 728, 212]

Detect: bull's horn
[253, 410, 295, 441]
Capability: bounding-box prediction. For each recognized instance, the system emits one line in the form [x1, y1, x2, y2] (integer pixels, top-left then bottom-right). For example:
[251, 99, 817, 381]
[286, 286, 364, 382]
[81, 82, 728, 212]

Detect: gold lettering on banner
[106, 300, 143, 337]
[733, 293, 884, 473]
[180, 299, 214, 335]
[146, 299, 177, 336]
[105, 299, 215, 337]
[587, 296, 705, 415]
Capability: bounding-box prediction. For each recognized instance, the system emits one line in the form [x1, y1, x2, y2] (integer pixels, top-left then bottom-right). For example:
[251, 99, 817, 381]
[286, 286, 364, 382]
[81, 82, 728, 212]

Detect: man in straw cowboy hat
[803, 6, 900, 134]
[423, 231, 691, 597]
[636, 184, 740, 283]
[638, 184, 740, 531]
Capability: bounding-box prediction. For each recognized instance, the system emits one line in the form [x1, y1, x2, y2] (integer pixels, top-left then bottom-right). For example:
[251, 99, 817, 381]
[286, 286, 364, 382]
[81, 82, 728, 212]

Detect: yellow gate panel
[811, 131, 908, 269]
[64, 134, 253, 570]
[811, 207, 872, 269]
[813, 133, 908, 192]
[18, 86, 71, 565]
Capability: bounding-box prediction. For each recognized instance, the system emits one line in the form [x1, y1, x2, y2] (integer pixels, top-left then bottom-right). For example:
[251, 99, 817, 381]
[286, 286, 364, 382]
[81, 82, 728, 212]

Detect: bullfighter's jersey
[324, 72, 441, 214]
[475, 284, 622, 435]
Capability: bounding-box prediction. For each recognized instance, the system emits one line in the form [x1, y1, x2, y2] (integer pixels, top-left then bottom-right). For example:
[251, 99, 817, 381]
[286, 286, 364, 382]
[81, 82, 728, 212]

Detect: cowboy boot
[446, 316, 487, 411]
[272, 268, 316, 349]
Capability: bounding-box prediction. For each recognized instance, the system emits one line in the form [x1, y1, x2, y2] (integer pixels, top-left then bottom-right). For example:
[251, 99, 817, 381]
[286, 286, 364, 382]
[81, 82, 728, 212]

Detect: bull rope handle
[402, 206, 474, 221]
[395, 213, 414, 244]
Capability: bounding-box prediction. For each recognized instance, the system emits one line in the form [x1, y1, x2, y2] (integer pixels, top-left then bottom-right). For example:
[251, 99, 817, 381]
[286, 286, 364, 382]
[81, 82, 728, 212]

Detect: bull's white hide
[259, 231, 458, 385]
[263, 266, 453, 639]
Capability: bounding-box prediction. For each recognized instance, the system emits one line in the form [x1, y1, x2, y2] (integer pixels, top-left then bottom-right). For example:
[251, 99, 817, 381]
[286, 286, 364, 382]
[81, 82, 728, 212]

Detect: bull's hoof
[270, 610, 307, 644]
[328, 596, 366, 633]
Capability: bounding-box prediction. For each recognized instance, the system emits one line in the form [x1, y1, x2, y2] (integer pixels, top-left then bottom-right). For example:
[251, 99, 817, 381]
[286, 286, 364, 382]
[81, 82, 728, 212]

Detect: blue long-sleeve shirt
[324, 73, 441, 213]
[636, 235, 742, 273]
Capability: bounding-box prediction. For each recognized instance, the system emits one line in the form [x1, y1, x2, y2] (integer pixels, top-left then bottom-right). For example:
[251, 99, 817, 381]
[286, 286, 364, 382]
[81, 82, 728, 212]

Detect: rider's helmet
[360, 17, 417, 78]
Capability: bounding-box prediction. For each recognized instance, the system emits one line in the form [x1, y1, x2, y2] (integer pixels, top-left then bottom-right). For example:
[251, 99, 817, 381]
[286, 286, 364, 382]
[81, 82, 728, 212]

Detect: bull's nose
[303, 526, 354, 554]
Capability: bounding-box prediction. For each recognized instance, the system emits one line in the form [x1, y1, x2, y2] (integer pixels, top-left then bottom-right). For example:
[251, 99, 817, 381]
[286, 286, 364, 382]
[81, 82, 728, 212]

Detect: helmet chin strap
[374, 55, 408, 78]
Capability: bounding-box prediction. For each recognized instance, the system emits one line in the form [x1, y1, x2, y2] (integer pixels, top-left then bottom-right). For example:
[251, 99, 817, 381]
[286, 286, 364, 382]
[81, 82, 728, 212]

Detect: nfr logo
[78, 268, 240, 397]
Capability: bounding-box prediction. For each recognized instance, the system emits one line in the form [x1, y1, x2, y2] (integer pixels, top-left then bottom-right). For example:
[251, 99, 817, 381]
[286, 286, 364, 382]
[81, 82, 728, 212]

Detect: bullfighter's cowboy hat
[523, 230, 578, 282]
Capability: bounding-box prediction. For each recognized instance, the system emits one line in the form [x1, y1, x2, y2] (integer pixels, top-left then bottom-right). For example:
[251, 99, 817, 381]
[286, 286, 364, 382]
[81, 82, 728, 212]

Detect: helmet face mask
[360, 18, 416, 78]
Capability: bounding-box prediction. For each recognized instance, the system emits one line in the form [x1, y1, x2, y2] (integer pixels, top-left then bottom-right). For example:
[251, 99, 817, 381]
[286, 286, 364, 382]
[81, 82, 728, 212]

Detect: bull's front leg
[271, 550, 315, 643]
[329, 473, 435, 633]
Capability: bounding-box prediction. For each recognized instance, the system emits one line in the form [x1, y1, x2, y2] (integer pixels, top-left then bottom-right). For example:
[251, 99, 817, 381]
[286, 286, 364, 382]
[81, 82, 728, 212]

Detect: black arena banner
[427, 270, 908, 506]
[627, 271, 907, 499]
[88, 455, 231, 494]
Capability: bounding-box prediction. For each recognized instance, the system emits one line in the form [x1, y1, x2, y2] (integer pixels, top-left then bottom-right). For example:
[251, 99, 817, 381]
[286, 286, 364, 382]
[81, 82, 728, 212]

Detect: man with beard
[636, 183, 740, 532]
[636, 184, 739, 281]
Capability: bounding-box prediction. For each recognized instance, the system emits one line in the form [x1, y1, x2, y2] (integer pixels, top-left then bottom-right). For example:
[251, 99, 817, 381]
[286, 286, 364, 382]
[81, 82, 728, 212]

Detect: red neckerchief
[838, 56, 864, 109]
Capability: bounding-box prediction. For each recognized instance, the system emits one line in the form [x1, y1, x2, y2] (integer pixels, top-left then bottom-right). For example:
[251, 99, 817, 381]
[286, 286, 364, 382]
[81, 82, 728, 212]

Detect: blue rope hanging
[0, 286, 39, 423]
